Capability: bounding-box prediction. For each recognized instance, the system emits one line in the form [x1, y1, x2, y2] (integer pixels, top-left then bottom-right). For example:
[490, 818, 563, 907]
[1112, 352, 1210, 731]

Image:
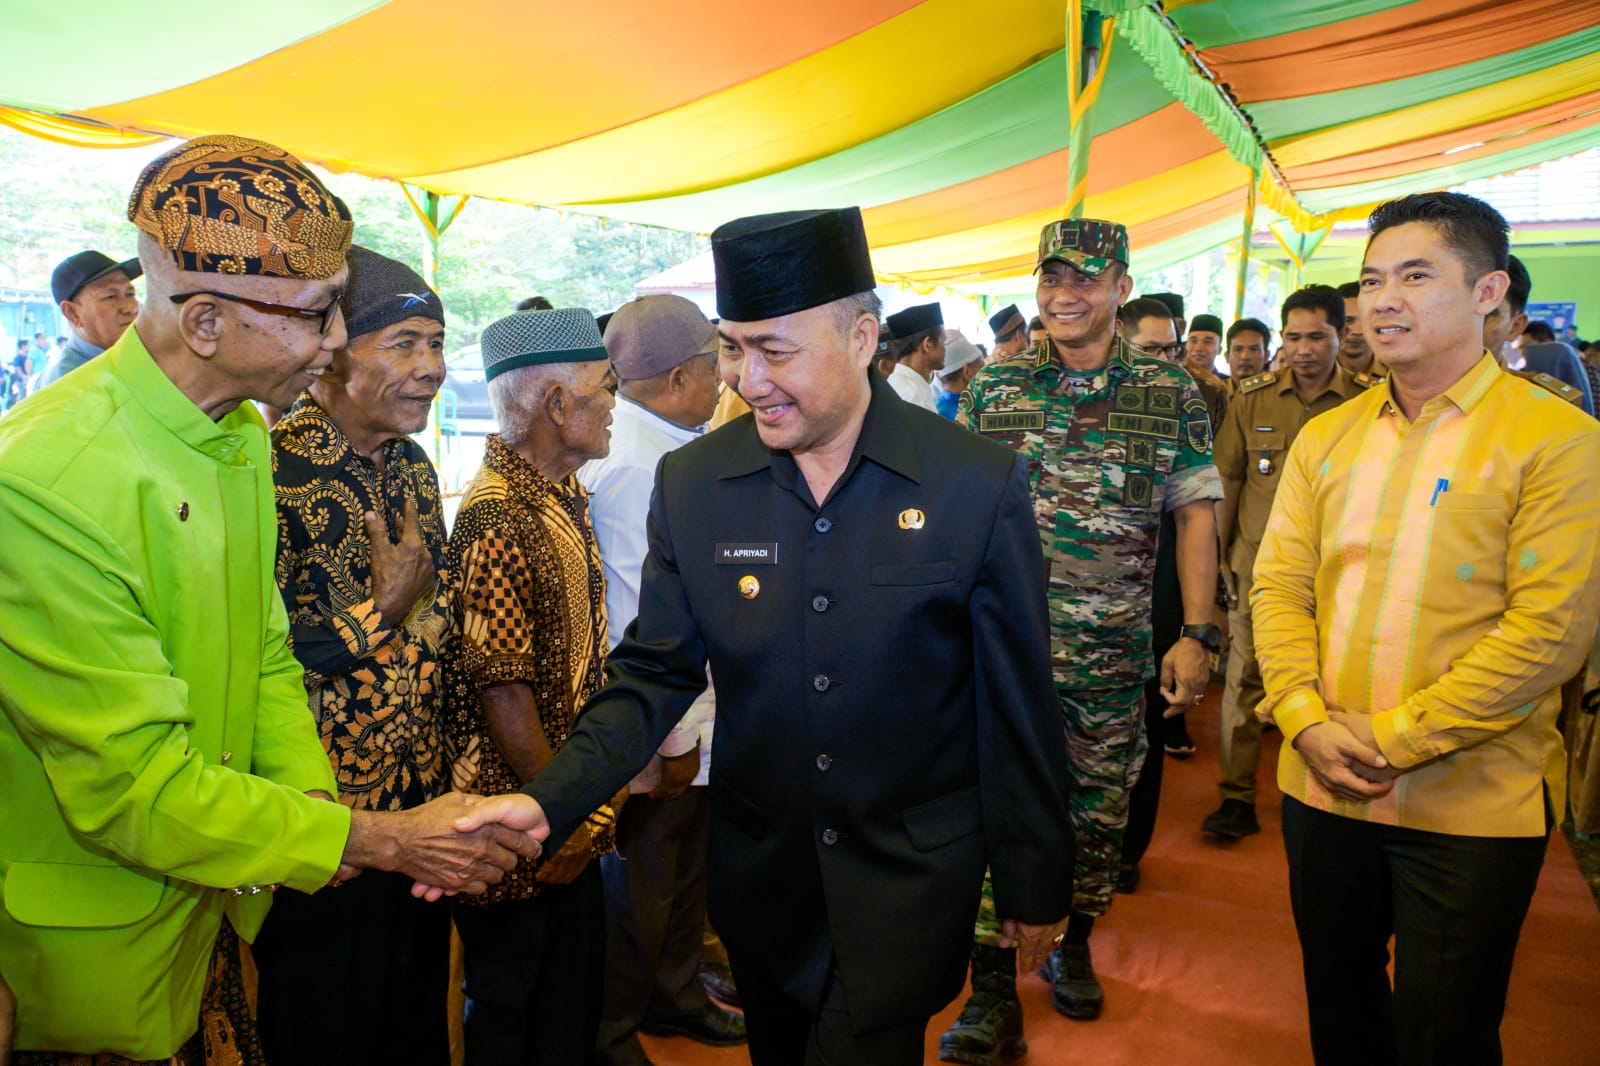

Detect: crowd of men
[0, 131, 1596, 1066]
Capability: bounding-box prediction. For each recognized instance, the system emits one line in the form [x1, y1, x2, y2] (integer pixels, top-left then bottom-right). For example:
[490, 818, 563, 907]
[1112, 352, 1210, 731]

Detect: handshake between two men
[337, 791, 552, 897]
[394, 792, 552, 900]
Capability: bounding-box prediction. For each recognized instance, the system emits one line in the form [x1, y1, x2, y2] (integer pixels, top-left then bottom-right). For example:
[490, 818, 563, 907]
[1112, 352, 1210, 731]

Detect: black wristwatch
[1179, 623, 1223, 652]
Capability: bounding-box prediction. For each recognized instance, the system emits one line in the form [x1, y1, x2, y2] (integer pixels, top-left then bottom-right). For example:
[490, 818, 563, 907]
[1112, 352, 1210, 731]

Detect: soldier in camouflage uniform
[938, 220, 1223, 1066]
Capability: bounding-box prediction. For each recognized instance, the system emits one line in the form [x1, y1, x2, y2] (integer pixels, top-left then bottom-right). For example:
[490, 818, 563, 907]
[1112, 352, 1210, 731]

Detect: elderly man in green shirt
[0, 135, 538, 1064]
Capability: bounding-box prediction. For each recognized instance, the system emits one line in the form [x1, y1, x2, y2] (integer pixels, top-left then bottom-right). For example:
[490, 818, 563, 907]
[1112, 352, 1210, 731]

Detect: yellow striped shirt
[1253, 353, 1600, 836]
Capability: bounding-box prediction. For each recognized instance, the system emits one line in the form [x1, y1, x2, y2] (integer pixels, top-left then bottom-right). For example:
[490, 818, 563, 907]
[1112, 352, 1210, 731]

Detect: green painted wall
[1510, 246, 1600, 341]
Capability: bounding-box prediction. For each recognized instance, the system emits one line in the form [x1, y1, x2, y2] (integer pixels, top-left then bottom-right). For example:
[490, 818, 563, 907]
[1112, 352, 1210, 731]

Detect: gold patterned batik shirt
[442, 433, 615, 905]
[271, 395, 449, 812]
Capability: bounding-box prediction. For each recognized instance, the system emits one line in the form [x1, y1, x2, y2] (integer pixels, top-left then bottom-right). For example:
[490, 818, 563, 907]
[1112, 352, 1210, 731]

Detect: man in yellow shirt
[1252, 191, 1600, 1065]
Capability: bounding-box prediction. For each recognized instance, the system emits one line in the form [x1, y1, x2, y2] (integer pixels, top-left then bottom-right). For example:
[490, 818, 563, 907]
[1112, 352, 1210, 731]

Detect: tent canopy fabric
[1, 0, 1596, 290]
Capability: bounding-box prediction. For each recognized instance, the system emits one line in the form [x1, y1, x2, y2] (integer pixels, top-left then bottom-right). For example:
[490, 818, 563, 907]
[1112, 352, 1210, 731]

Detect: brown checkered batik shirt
[441, 433, 616, 905]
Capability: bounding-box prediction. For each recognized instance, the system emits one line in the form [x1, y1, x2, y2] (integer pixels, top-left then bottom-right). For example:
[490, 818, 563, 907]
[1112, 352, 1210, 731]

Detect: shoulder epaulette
[1351, 370, 1385, 388]
[1238, 370, 1277, 395]
[1516, 370, 1585, 406]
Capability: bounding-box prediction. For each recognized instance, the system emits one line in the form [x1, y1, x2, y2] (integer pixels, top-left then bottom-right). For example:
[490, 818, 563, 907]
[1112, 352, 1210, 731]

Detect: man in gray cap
[441, 208, 1073, 1066]
[39, 249, 141, 388]
[442, 307, 624, 1062]
[255, 245, 454, 1063]
[579, 294, 747, 1064]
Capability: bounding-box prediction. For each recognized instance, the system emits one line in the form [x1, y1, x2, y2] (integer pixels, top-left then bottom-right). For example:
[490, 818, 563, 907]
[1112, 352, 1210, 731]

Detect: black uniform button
[816, 753, 833, 771]
[814, 517, 832, 533]
[811, 595, 829, 612]
[812, 674, 831, 692]
[821, 828, 838, 846]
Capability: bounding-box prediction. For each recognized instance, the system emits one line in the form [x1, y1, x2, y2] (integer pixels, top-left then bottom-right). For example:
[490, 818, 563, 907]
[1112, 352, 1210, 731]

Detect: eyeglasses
[1130, 340, 1184, 360]
[169, 289, 344, 334]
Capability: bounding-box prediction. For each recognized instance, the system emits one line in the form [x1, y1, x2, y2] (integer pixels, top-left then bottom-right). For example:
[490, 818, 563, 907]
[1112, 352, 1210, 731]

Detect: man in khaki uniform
[1336, 281, 1387, 386]
[1203, 285, 1375, 839]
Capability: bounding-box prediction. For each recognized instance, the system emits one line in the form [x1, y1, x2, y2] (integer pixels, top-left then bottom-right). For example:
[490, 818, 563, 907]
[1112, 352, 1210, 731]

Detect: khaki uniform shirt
[1214, 365, 1372, 578]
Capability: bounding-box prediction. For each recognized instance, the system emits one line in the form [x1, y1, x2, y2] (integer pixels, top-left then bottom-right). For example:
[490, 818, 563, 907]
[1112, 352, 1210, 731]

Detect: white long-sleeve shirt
[578, 394, 715, 789]
[887, 361, 940, 412]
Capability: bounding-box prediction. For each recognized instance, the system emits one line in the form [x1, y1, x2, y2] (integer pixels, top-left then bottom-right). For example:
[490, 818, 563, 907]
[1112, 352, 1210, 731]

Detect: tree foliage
[0, 128, 707, 346]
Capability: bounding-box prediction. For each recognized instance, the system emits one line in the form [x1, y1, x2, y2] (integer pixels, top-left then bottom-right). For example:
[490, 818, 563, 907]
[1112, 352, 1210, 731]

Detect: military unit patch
[1124, 471, 1153, 507]
[1184, 397, 1212, 452]
[1148, 387, 1179, 415]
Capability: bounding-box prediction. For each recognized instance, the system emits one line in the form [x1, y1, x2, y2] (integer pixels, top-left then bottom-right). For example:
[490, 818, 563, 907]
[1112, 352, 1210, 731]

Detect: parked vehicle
[442, 343, 493, 422]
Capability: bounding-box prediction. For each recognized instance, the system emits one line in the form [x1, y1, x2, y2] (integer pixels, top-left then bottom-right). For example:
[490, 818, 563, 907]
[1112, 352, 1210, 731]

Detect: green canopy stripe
[1250, 25, 1600, 139]
[0, 0, 386, 114]
[1115, 6, 1262, 171]
[1296, 121, 1600, 213]
[1170, 0, 1415, 50]
[1132, 214, 1268, 276]
[558, 48, 1172, 228]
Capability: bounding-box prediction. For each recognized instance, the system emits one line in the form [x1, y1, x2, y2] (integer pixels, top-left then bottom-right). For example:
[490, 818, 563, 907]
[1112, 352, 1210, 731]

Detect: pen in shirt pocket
[1430, 478, 1449, 506]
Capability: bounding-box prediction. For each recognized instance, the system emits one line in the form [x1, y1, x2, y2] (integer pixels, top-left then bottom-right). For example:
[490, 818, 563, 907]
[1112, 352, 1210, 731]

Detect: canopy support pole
[399, 184, 471, 290]
[1066, 4, 1116, 219]
[1268, 219, 1334, 292]
[397, 184, 470, 463]
[1234, 169, 1258, 320]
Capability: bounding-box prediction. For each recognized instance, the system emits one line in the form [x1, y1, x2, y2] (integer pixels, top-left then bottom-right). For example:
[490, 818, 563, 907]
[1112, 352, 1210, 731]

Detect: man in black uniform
[443, 207, 1074, 1065]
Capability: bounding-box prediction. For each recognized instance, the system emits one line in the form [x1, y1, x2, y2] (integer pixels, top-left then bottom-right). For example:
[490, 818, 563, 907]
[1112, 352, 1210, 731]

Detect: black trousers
[595, 789, 715, 1065]
[734, 956, 926, 1066]
[1281, 796, 1548, 1066]
[251, 869, 452, 1066]
[1123, 662, 1172, 868]
[453, 863, 606, 1065]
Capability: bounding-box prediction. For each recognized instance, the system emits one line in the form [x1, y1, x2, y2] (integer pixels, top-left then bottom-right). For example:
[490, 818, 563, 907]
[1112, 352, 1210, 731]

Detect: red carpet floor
[642, 686, 1600, 1065]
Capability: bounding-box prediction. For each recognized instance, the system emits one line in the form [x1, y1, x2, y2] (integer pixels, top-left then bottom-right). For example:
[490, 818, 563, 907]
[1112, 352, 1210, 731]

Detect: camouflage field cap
[1035, 218, 1129, 276]
[128, 134, 353, 279]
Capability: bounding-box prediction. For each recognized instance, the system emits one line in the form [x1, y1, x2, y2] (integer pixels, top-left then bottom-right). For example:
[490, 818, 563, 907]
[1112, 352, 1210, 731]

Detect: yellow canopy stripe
[872, 150, 1244, 279]
[1257, 170, 1375, 233]
[411, 0, 1070, 206]
[1270, 51, 1600, 168]
[0, 107, 163, 149]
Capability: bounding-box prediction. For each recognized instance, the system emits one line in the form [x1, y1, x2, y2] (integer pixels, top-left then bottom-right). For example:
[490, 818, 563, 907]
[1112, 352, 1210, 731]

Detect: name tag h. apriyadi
[716, 542, 779, 564]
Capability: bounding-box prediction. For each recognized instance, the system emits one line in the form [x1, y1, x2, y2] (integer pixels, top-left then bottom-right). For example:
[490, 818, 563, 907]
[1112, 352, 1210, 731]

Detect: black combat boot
[938, 943, 1027, 1064]
[1040, 940, 1103, 1019]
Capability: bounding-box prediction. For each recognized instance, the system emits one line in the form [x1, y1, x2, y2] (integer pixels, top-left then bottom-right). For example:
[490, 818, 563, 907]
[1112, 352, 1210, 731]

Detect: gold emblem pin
[898, 508, 925, 530]
[739, 575, 761, 599]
